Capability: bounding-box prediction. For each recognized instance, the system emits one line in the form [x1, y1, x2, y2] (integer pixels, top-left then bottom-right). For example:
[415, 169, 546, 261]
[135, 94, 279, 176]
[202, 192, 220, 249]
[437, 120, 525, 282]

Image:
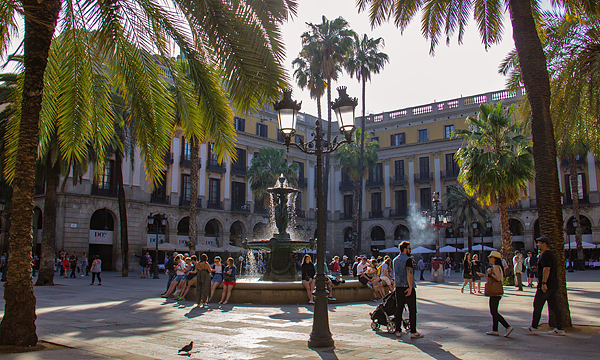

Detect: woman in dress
[219, 257, 237, 305]
[477, 251, 513, 337]
[195, 254, 212, 307]
[209, 256, 223, 303]
[472, 254, 483, 294]
[62, 255, 70, 279]
[301, 254, 316, 304]
[461, 252, 474, 294]
[90, 255, 102, 285]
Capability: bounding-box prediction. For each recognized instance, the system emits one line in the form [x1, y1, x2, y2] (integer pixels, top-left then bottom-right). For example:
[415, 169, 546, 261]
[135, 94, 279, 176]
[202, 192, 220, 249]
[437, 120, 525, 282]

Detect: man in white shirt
[513, 251, 524, 291]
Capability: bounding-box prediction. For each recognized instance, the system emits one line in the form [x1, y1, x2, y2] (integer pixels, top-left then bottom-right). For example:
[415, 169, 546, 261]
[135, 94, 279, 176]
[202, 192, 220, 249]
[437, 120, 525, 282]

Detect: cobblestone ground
[1, 270, 599, 359]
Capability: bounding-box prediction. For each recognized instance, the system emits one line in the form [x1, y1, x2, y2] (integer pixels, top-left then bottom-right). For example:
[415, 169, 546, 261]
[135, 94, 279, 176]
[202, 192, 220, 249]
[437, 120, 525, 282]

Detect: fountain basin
[185, 280, 373, 304]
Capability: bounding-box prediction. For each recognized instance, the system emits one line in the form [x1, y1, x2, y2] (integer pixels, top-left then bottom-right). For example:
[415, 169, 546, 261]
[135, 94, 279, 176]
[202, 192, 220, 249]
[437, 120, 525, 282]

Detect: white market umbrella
[380, 247, 400, 253]
[410, 246, 435, 254]
[439, 245, 464, 253]
[564, 241, 596, 250]
[462, 244, 497, 251]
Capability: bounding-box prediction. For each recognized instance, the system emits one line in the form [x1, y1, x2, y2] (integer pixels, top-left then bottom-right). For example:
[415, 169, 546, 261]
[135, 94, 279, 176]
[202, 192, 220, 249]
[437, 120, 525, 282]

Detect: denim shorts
[174, 275, 185, 282]
[212, 274, 223, 283]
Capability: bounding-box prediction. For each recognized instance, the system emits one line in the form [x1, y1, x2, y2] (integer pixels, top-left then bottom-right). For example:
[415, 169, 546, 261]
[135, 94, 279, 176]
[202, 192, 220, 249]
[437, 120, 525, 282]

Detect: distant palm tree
[344, 33, 388, 254]
[443, 185, 492, 254]
[292, 54, 326, 130]
[247, 148, 299, 209]
[454, 102, 534, 262]
[336, 128, 379, 253]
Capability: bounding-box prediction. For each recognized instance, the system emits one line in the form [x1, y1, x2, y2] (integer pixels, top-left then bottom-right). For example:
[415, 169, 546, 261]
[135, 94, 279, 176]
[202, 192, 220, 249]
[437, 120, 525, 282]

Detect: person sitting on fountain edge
[314, 259, 336, 301]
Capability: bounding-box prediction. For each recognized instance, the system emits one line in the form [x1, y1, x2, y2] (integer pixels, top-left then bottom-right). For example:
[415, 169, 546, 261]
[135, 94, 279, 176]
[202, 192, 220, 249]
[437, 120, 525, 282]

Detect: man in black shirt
[523, 237, 565, 335]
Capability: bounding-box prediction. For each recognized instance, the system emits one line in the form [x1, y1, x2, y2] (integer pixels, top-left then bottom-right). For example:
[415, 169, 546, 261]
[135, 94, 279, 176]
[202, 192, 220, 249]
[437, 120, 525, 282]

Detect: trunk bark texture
[0, 0, 61, 346]
[35, 159, 59, 286]
[508, 0, 571, 327]
[357, 77, 366, 257]
[116, 153, 129, 277]
[189, 140, 199, 254]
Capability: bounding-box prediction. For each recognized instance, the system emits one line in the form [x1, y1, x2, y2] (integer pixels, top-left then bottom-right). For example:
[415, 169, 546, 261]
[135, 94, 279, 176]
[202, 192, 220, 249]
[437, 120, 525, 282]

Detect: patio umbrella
[564, 241, 596, 250]
[410, 246, 435, 254]
[462, 244, 497, 251]
[439, 245, 464, 253]
[380, 247, 400, 253]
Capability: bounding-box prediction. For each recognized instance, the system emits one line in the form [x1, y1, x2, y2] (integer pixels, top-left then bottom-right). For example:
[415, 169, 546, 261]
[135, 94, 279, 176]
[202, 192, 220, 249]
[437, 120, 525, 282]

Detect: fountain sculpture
[243, 174, 314, 281]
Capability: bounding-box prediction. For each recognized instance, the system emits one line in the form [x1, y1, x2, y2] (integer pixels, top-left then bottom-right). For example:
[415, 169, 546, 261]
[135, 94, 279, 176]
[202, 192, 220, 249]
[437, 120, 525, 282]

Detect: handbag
[484, 267, 504, 297]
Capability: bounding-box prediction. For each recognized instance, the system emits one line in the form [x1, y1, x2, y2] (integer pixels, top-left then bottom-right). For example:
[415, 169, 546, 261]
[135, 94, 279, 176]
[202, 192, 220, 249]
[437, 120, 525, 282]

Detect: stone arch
[253, 222, 269, 239]
[230, 221, 246, 246]
[566, 215, 593, 235]
[90, 208, 116, 230]
[369, 225, 385, 241]
[343, 227, 353, 242]
[204, 218, 221, 237]
[509, 218, 524, 236]
[89, 208, 118, 272]
[177, 217, 190, 235]
[394, 225, 410, 240]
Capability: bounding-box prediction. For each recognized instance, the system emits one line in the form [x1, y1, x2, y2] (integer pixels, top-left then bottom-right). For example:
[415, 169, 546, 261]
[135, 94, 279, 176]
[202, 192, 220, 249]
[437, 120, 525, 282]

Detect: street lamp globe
[331, 86, 357, 141]
[273, 89, 302, 144]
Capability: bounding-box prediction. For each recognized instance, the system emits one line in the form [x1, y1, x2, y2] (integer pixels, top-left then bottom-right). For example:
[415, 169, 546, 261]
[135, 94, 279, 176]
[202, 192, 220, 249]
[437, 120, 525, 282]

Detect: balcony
[179, 155, 202, 168]
[231, 202, 251, 213]
[230, 165, 247, 176]
[508, 201, 523, 211]
[340, 213, 353, 220]
[339, 180, 354, 191]
[91, 184, 117, 197]
[297, 177, 308, 188]
[564, 194, 590, 206]
[414, 172, 434, 183]
[207, 200, 223, 210]
[206, 159, 226, 173]
[441, 168, 460, 179]
[296, 209, 306, 218]
[366, 177, 384, 188]
[390, 175, 408, 185]
[561, 157, 587, 168]
[369, 210, 384, 219]
[389, 208, 408, 218]
[150, 193, 170, 205]
[179, 197, 202, 208]
[164, 152, 174, 165]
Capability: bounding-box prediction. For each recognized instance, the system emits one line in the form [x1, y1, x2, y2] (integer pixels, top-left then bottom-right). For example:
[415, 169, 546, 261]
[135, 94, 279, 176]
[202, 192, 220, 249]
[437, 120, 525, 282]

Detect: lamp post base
[308, 289, 334, 348]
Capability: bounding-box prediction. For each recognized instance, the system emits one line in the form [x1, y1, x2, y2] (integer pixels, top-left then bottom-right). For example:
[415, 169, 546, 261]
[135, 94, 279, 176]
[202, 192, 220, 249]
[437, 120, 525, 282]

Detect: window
[395, 190, 407, 211]
[181, 174, 191, 202]
[277, 131, 285, 142]
[444, 124, 455, 139]
[295, 134, 305, 143]
[343, 195, 353, 218]
[181, 137, 191, 161]
[445, 153, 459, 176]
[234, 117, 245, 132]
[390, 132, 405, 146]
[419, 157, 430, 178]
[153, 174, 167, 197]
[394, 160, 405, 179]
[98, 161, 113, 190]
[371, 136, 379, 143]
[231, 181, 246, 208]
[294, 161, 305, 180]
[209, 178, 220, 206]
[420, 188, 432, 211]
[565, 173, 587, 202]
[418, 129, 428, 142]
[256, 123, 268, 138]
[369, 163, 383, 183]
[208, 143, 220, 167]
[232, 148, 246, 170]
[295, 192, 303, 212]
[371, 192, 382, 212]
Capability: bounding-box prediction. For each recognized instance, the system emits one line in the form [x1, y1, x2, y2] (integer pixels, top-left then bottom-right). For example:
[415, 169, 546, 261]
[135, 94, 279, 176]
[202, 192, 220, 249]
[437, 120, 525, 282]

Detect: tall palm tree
[335, 128, 379, 253]
[443, 185, 492, 253]
[356, 0, 598, 330]
[454, 102, 534, 265]
[292, 54, 326, 135]
[0, 0, 297, 346]
[247, 148, 299, 208]
[344, 33, 388, 255]
[300, 16, 355, 246]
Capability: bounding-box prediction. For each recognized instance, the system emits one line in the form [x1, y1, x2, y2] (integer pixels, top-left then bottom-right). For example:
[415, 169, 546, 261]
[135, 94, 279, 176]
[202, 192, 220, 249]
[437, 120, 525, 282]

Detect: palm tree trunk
[568, 156, 583, 266]
[357, 77, 366, 257]
[0, 0, 61, 346]
[116, 152, 129, 277]
[189, 140, 199, 254]
[508, 0, 571, 327]
[35, 159, 59, 286]
[323, 79, 332, 251]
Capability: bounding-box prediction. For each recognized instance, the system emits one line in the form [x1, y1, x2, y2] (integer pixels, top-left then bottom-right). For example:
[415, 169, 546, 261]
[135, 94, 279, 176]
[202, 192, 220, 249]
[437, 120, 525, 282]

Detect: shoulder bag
[484, 266, 504, 297]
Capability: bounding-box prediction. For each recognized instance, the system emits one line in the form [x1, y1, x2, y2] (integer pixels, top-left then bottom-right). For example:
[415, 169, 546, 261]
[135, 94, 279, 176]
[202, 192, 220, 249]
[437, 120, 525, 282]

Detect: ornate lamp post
[274, 87, 357, 349]
[147, 213, 167, 279]
[423, 192, 452, 258]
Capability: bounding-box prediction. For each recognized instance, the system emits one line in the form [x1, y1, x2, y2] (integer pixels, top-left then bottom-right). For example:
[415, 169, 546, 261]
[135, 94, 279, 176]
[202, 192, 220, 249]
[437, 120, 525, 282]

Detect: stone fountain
[244, 174, 314, 281]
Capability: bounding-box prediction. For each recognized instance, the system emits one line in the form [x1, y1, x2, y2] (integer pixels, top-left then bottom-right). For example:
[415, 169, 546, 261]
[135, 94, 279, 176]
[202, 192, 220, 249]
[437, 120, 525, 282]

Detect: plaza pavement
[1, 270, 599, 360]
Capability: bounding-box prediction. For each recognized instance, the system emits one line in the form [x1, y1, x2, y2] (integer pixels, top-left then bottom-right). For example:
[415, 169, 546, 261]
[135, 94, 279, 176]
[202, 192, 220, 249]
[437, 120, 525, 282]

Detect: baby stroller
[369, 290, 410, 333]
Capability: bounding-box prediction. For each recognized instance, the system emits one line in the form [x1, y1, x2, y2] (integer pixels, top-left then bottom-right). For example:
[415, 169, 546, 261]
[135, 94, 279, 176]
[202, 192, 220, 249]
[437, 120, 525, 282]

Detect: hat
[536, 236, 550, 245]
[361, 255, 367, 260]
[342, 255, 348, 259]
[488, 251, 502, 259]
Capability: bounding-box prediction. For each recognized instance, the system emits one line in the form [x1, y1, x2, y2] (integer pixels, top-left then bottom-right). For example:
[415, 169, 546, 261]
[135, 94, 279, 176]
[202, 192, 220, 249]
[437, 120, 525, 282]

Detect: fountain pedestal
[245, 235, 314, 281]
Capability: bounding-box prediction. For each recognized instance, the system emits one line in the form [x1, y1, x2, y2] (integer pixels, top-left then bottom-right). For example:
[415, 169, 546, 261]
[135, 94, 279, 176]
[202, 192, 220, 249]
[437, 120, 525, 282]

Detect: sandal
[222, 301, 228, 305]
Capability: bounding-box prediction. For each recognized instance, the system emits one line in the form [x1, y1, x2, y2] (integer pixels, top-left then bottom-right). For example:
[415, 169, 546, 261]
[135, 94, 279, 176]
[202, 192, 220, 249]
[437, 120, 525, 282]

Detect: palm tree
[443, 185, 492, 253]
[355, 0, 599, 330]
[292, 54, 326, 135]
[300, 16, 355, 245]
[335, 128, 379, 253]
[0, 0, 297, 345]
[344, 33, 388, 255]
[247, 148, 299, 209]
[454, 102, 534, 265]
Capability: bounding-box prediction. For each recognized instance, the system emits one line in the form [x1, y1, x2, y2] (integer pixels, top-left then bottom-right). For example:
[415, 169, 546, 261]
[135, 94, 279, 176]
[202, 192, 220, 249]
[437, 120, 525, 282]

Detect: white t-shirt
[381, 263, 389, 278]
[357, 261, 367, 276]
[176, 260, 186, 276]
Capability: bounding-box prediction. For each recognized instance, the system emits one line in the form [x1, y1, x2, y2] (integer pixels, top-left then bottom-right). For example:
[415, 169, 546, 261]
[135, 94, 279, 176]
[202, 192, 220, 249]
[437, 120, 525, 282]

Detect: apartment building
[19, 88, 600, 271]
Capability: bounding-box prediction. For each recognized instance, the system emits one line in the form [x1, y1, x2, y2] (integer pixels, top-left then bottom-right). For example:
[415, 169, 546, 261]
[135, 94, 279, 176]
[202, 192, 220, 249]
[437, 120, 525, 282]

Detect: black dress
[472, 260, 481, 280]
[463, 259, 472, 279]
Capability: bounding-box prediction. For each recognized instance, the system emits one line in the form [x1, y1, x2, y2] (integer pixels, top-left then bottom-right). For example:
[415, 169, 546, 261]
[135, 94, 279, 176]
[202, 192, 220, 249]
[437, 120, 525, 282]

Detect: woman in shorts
[472, 254, 483, 294]
[379, 256, 394, 294]
[461, 252, 474, 294]
[219, 257, 237, 305]
[209, 256, 223, 303]
[301, 254, 316, 304]
[163, 255, 186, 299]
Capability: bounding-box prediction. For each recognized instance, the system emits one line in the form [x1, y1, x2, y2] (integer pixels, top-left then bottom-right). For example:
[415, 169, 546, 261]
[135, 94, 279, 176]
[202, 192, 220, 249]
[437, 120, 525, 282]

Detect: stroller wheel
[387, 322, 396, 334]
[371, 322, 380, 331]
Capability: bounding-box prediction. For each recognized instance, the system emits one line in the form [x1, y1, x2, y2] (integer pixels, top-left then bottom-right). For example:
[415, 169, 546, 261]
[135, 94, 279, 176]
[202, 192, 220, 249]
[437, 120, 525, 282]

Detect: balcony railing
[414, 172, 434, 182]
[151, 193, 170, 205]
[369, 210, 384, 219]
[339, 180, 354, 191]
[390, 175, 408, 185]
[564, 194, 590, 206]
[207, 200, 223, 210]
[296, 209, 306, 218]
[164, 152, 174, 164]
[179, 197, 202, 208]
[206, 159, 226, 173]
[366, 177, 384, 187]
[230, 202, 251, 213]
[230, 165, 247, 176]
[441, 168, 460, 179]
[389, 208, 408, 218]
[91, 184, 118, 197]
[340, 213, 353, 220]
[297, 177, 308, 188]
[179, 155, 201, 168]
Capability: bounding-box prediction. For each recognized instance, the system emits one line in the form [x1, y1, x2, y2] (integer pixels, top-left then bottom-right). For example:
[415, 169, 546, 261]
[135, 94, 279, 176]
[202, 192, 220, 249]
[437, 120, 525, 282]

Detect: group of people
[135, 252, 153, 278]
[56, 251, 89, 279]
[461, 252, 485, 294]
[161, 252, 237, 306]
[392, 237, 566, 339]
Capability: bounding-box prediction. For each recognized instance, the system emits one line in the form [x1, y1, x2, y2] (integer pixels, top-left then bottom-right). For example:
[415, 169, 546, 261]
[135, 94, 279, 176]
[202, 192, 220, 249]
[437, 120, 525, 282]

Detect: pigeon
[178, 341, 193, 354]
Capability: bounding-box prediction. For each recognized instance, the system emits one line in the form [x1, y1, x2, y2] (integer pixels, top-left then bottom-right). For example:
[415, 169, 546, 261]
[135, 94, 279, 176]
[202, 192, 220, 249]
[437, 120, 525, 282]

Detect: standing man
[417, 257, 425, 281]
[69, 251, 78, 278]
[523, 237, 565, 335]
[513, 251, 524, 291]
[525, 251, 537, 287]
[393, 241, 424, 339]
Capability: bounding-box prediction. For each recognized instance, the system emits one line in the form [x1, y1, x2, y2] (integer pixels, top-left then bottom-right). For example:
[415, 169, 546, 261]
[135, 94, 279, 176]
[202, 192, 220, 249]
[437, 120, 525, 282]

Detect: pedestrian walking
[461, 252, 474, 294]
[90, 255, 102, 285]
[393, 241, 424, 339]
[513, 251, 524, 291]
[69, 251, 78, 278]
[417, 258, 425, 281]
[523, 237, 566, 335]
[478, 251, 513, 337]
[80, 252, 88, 276]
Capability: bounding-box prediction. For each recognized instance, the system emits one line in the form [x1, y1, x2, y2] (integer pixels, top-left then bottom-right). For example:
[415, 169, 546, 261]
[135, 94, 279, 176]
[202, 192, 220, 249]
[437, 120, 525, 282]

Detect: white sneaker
[504, 326, 514, 337]
[549, 328, 566, 336]
[486, 331, 499, 336]
[522, 326, 539, 333]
